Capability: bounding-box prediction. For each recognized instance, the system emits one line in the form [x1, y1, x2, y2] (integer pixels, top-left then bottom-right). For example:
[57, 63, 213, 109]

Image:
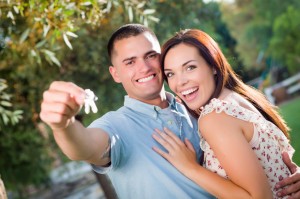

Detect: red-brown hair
[161, 29, 289, 138]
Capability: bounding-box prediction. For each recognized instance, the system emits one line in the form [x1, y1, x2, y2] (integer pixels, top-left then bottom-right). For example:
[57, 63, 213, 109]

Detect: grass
[279, 97, 300, 165]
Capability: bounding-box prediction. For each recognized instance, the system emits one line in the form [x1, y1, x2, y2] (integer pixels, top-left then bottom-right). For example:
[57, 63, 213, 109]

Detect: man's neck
[129, 89, 169, 109]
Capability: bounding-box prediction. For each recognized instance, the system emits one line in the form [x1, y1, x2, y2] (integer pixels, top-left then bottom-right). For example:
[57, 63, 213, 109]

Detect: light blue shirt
[89, 93, 214, 199]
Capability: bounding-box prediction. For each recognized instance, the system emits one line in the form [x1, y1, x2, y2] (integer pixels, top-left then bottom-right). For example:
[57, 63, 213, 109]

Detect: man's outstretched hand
[276, 152, 300, 198]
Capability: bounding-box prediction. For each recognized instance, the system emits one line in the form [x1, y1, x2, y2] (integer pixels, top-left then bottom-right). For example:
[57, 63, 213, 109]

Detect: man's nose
[137, 59, 151, 72]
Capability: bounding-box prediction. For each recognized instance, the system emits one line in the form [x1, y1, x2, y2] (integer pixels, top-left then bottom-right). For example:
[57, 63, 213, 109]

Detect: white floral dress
[199, 98, 295, 198]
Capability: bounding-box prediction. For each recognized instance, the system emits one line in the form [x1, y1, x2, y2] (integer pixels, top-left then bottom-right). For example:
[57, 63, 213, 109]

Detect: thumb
[73, 91, 86, 106]
[282, 151, 297, 174]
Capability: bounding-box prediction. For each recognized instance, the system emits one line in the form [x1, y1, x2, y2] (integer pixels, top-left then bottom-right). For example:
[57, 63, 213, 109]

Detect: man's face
[109, 32, 164, 103]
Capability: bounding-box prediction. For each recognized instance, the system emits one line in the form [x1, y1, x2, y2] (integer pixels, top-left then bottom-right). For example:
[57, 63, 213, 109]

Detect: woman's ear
[109, 65, 121, 83]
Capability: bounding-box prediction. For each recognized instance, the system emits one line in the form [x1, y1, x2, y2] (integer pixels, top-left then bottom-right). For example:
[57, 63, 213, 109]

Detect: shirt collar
[124, 92, 178, 118]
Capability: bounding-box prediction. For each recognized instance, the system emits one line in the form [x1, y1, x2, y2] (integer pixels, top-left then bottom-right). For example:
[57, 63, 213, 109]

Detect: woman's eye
[187, 65, 196, 71]
[165, 72, 173, 78]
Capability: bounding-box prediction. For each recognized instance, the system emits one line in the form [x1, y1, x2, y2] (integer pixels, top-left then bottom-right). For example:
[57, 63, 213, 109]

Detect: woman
[152, 29, 294, 199]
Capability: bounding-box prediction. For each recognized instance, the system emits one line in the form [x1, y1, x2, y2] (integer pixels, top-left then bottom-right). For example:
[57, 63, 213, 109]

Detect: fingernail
[277, 192, 282, 197]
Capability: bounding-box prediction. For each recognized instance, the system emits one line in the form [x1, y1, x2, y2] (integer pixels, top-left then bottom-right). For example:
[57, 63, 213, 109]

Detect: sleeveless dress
[199, 98, 295, 199]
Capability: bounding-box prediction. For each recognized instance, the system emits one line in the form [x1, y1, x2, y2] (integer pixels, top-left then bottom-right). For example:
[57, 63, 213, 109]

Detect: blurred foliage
[152, 0, 245, 78]
[221, 0, 300, 76]
[269, 6, 300, 74]
[2, 0, 299, 197]
[0, 0, 156, 196]
[0, 79, 23, 129]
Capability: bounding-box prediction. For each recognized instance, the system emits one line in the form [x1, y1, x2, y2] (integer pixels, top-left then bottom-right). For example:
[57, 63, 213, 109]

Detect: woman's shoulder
[201, 90, 261, 116]
[199, 90, 264, 127]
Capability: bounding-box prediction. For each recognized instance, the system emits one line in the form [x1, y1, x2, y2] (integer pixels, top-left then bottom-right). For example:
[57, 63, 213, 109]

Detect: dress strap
[200, 98, 264, 124]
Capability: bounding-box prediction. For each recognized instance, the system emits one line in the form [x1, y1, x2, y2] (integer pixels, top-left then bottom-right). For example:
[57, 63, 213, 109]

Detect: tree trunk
[93, 172, 118, 199]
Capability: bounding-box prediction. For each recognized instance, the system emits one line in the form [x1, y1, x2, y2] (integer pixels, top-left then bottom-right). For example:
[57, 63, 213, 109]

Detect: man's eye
[146, 53, 158, 59]
[125, 61, 134, 65]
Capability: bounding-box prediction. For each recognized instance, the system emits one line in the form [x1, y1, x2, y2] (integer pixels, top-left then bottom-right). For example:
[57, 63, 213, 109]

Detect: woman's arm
[152, 111, 273, 199]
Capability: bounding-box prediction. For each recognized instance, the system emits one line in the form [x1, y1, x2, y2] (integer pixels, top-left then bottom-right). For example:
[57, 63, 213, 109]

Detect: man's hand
[276, 152, 300, 198]
[40, 81, 85, 130]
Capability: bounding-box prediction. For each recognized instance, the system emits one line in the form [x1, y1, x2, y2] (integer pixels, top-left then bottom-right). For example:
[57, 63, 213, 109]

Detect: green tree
[152, 0, 244, 79]
[0, 0, 156, 197]
[221, 0, 299, 76]
[269, 6, 300, 74]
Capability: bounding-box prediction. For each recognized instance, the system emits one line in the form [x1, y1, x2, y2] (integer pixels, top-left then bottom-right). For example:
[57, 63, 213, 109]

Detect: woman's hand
[276, 152, 300, 198]
[152, 127, 198, 175]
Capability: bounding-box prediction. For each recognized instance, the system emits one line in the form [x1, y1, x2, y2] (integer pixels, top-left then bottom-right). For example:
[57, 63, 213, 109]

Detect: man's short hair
[107, 24, 157, 60]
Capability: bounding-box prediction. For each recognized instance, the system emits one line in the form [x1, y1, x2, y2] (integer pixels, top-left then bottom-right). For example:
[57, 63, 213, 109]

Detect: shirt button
[167, 120, 173, 125]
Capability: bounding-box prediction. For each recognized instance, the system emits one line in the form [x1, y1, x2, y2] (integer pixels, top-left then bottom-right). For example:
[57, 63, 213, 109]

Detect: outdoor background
[0, 0, 299, 198]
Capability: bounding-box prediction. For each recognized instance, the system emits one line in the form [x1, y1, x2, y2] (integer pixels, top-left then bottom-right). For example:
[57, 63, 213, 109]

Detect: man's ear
[109, 65, 121, 83]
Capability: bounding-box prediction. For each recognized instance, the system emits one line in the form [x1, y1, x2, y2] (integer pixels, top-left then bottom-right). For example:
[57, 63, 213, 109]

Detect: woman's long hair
[160, 29, 289, 138]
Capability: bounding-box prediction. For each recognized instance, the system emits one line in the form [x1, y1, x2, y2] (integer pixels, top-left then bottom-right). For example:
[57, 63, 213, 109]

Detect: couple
[40, 24, 300, 198]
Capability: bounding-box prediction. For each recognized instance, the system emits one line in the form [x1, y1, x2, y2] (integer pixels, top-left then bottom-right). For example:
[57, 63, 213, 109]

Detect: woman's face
[164, 43, 216, 110]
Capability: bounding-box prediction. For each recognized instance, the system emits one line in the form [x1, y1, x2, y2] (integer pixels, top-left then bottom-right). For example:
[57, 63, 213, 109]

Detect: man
[40, 24, 300, 199]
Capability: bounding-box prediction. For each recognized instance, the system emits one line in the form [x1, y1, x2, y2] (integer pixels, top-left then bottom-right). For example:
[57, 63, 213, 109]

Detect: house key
[84, 89, 98, 114]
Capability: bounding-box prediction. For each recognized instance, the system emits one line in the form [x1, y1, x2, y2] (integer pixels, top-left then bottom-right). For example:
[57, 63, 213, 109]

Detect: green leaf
[80, 2, 92, 6]
[137, 2, 146, 9]
[42, 49, 61, 67]
[63, 33, 73, 50]
[7, 11, 14, 20]
[143, 9, 155, 15]
[19, 28, 30, 44]
[35, 40, 47, 49]
[43, 24, 51, 37]
[66, 31, 78, 38]
[1, 113, 9, 125]
[0, 93, 12, 101]
[13, 6, 20, 14]
[128, 6, 133, 22]
[0, 101, 12, 107]
[148, 16, 160, 23]
[13, 110, 24, 115]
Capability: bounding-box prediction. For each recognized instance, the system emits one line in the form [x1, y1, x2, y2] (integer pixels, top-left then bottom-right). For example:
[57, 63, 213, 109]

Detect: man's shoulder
[88, 107, 130, 130]
[100, 106, 130, 119]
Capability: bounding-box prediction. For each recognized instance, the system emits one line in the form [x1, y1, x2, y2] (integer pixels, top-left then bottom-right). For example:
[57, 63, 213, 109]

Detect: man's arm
[40, 81, 110, 166]
[276, 152, 300, 198]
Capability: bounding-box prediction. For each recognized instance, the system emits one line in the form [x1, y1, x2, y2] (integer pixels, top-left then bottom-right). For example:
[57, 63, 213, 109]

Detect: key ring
[84, 89, 98, 114]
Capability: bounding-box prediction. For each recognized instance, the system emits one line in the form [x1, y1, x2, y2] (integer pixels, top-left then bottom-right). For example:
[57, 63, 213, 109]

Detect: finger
[185, 138, 196, 153]
[154, 128, 178, 149]
[288, 191, 300, 199]
[152, 132, 174, 151]
[276, 172, 300, 189]
[43, 90, 81, 112]
[49, 81, 85, 105]
[41, 101, 74, 117]
[152, 146, 170, 161]
[282, 151, 297, 174]
[277, 179, 300, 197]
[163, 127, 184, 145]
[39, 111, 72, 129]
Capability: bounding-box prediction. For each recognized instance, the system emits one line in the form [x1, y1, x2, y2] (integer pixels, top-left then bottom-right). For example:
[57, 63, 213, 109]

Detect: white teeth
[137, 75, 154, 83]
[181, 88, 197, 95]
